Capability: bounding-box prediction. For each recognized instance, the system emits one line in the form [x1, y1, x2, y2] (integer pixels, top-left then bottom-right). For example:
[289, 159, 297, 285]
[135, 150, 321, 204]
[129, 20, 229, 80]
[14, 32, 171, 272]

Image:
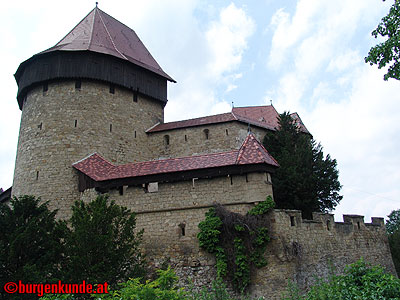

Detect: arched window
[164, 135, 170, 146]
[203, 129, 209, 140]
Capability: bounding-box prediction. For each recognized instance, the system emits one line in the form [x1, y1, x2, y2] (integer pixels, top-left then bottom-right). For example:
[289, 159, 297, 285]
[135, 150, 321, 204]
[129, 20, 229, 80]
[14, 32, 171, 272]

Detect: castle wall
[12, 80, 164, 218]
[82, 173, 395, 299]
[147, 121, 268, 159]
[86, 172, 273, 257]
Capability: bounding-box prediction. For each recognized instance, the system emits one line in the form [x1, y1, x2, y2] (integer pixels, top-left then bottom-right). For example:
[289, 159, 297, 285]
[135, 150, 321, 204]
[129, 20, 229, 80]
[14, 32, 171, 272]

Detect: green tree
[263, 112, 342, 218]
[365, 0, 400, 80]
[0, 195, 67, 300]
[387, 209, 400, 275]
[282, 259, 400, 300]
[64, 195, 145, 287]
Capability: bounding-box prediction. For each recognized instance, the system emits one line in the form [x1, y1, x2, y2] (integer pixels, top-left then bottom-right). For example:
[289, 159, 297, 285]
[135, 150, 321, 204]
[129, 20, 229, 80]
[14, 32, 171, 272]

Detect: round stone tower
[12, 6, 174, 217]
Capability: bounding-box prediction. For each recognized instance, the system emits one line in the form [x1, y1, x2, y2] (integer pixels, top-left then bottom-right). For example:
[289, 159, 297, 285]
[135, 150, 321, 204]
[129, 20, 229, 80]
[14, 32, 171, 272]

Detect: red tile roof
[147, 105, 309, 134]
[73, 133, 278, 182]
[41, 6, 174, 82]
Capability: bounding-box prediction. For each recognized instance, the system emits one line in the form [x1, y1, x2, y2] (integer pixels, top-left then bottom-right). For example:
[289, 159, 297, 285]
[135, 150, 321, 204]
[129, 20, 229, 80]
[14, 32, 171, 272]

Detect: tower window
[226, 129, 229, 136]
[43, 83, 48, 92]
[38, 123, 42, 130]
[75, 80, 81, 89]
[134, 131, 137, 138]
[164, 135, 170, 146]
[179, 223, 186, 237]
[109, 84, 115, 94]
[133, 89, 138, 102]
[203, 129, 209, 140]
[119, 186, 124, 195]
[327, 220, 331, 231]
[74, 120, 78, 128]
[184, 135, 187, 142]
[290, 216, 295, 227]
[110, 124, 112, 132]
[36, 171, 39, 180]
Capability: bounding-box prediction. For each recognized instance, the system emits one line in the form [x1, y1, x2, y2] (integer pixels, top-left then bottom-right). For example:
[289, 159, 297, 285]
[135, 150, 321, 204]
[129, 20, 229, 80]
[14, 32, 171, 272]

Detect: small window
[36, 171, 39, 180]
[245, 174, 249, 183]
[74, 120, 78, 128]
[226, 129, 229, 136]
[326, 220, 331, 231]
[203, 129, 209, 140]
[357, 221, 361, 230]
[38, 123, 42, 130]
[118, 186, 124, 195]
[164, 135, 170, 146]
[179, 223, 186, 236]
[230, 175, 233, 185]
[109, 84, 115, 94]
[75, 80, 81, 89]
[110, 124, 112, 132]
[290, 216, 295, 226]
[133, 89, 138, 102]
[184, 135, 187, 142]
[43, 83, 48, 92]
[134, 131, 137, 138]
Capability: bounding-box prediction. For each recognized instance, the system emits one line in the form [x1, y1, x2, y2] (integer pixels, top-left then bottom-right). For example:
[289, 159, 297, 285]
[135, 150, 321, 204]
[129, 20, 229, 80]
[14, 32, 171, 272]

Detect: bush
[0, 196, 67, 300]
[282, 259, 400, 300]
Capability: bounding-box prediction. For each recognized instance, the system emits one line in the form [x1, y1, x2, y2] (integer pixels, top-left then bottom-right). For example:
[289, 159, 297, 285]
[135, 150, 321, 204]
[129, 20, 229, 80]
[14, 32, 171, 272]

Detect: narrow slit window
[164, 135, 170, 146]
[226, 129, 229, 136]
[74, 120, 78, 128]
[75, 80, 81, 89]
[184, 135, 187, 142]
[357, 221, 360, 230]
[109, 84, 115, 94]
[245, 174, 249, 183]
[203, 129, 209, 140]
[119, 186, 124, 195]
[36, 171, 39, 180]
[38, 123, 42, 130]
[133, 89, 138, 102]
[179, 223, 186, 236]
[134, 131, 137, 138]
[326, 220, 331, 231]
[290, 216, 295, 226]
[43, 83, 48, 92]
[230, 175, 233, 185]
[110, 124, 112, 132]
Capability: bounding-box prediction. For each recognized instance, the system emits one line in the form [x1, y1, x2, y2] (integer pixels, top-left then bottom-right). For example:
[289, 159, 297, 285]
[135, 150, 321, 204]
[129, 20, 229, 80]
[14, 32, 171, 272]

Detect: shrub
[282, 259, 400, 300]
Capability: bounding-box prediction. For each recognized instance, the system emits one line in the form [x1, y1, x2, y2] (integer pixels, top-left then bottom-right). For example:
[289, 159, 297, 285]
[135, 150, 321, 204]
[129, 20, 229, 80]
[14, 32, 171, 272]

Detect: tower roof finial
[96, 2, 98, 7]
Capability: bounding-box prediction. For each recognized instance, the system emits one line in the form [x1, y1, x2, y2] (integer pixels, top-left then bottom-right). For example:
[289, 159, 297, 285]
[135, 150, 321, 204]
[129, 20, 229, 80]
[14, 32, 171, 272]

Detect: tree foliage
[365, 0, 400, 80]
[263, 112, 342, 218]
[0, 196, 67, 300]
[282, 259, 400, 300]
[387, 209, 400, 276]
[64, 195, 146, 286]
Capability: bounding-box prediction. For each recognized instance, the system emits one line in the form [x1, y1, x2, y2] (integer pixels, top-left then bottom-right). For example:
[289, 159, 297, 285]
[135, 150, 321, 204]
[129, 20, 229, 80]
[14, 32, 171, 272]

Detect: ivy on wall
[197, 196, 275, 292]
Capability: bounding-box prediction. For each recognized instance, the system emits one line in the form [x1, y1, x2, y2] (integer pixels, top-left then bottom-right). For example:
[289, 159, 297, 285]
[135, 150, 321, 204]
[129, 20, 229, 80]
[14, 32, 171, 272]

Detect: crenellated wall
[81, 174, 396, 299]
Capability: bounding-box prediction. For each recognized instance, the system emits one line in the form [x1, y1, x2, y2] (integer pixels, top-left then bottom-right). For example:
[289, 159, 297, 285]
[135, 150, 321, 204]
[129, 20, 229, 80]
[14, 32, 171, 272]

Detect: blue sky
[1, 0, 399, 222]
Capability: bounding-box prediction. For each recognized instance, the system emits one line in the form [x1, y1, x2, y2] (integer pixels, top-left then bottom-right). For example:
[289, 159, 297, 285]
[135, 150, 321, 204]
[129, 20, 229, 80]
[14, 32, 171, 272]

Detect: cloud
[206, 3, 255, 79]
[266, 0, 400, 222]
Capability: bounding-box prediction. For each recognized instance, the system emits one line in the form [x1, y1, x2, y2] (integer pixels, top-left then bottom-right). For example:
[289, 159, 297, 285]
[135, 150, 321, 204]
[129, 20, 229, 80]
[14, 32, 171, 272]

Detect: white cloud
[206, 3, 255, 79]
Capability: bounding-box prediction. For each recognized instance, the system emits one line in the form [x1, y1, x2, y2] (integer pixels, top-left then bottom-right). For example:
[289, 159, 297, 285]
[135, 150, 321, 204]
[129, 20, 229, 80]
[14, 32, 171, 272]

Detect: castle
[4, 6, 396, 299]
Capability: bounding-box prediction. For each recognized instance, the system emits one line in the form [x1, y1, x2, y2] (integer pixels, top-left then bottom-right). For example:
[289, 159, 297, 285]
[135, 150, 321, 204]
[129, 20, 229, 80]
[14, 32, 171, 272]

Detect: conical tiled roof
[41, 6, 174, 82]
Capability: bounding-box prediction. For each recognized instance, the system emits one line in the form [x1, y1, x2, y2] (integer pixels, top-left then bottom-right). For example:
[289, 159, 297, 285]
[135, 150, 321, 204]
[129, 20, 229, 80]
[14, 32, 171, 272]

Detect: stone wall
[90, 174, 396, 299]
[147, 121, 268, 159]
[12, 80, 164, 218]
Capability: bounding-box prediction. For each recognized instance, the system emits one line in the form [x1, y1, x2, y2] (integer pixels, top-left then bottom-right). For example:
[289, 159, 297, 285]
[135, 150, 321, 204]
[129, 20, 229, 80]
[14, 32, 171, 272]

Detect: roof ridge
[235, 133, 252, 164]
[97, 8, 128, 60]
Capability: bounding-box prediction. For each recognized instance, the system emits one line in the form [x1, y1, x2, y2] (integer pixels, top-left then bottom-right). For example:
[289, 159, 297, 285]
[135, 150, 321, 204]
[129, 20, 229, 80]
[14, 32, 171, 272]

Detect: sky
[1, 0, 399, 222]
